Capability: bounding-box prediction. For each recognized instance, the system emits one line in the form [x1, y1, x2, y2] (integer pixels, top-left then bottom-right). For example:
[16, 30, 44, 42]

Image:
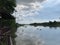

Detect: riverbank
[17, 21, 60, 27]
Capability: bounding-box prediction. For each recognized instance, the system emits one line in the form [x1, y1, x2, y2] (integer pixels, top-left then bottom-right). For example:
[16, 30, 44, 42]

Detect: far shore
[17, 21, 60, 27]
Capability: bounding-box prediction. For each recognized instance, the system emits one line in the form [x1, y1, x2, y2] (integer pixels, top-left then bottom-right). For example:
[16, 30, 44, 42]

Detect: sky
[13, 0, 60, 24]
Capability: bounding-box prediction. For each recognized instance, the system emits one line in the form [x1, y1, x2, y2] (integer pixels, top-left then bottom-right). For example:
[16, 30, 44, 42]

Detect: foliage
[0, 0, 16, 45]
[0, 0, 16, 14]
[29, 21, 60, 27]
[0, 19, 17, 45]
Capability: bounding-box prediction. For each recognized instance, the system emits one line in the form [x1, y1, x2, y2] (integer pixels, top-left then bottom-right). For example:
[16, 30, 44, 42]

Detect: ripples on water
[15, 25, 60, 45]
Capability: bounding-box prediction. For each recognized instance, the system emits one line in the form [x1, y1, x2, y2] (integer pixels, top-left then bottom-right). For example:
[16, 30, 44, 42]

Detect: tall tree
[0, 0, 16, 19]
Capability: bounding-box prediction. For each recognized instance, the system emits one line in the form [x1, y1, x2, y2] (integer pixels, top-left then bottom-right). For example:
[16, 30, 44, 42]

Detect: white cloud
[13, 0, 46, 24]
[16, 17, 50, 24]
[14, 2, 43, 16]
[13, 0, 46, 17]
[13, 0, 57, 24]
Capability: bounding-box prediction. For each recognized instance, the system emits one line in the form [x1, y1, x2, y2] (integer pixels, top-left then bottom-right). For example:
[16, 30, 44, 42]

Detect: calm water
[15, 25, 60, 45]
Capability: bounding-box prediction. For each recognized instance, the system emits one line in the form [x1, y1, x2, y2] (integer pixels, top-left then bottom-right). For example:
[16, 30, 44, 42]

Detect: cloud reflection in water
[15, 26, 45, 45]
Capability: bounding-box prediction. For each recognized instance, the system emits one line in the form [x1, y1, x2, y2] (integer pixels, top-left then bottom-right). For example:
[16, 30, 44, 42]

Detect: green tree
[0, 0, 16, 14]
[0, 0, 16, 45]
[0, 0, 16, 19]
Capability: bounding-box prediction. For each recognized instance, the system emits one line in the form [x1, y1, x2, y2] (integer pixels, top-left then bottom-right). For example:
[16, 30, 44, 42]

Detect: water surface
[15, 25, 60, 45]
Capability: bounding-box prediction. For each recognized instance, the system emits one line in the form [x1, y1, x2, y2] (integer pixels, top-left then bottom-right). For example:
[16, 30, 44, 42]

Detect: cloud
[16, 0, 46, 4]
[14, 0, 46, 17]
[15, 26, 45, 45]
[15, 2, 43, 16]
[13, 0, 47, 24]
[13, 0, 60, 24]
[16, 16, 50, 24]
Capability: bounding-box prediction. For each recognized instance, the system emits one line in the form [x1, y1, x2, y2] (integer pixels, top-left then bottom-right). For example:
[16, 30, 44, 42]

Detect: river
[15, 25, 60, 45]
